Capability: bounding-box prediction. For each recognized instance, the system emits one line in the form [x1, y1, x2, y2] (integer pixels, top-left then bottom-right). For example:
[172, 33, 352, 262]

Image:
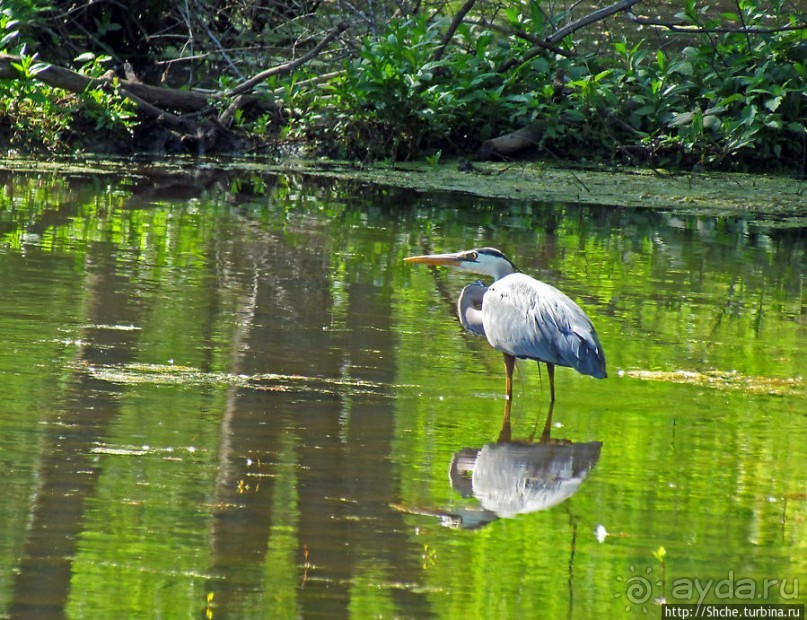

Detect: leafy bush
[0, 31, 72, 152]
[74, 53, 137, 133]
[1, 11, 138, 152]
[291, 0, 805, 168]
[312, 16, 465, 158]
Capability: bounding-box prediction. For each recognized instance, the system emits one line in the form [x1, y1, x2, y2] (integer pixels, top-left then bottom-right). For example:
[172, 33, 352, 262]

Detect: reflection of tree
[2, 171, 435, 618]
[9, 246, 147, 618]
[4, 170, 256, 618]
[203, 190, 433, 617]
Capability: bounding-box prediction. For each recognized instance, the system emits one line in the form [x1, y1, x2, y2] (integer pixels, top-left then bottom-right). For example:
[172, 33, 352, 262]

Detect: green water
[0, 165, 804, 619]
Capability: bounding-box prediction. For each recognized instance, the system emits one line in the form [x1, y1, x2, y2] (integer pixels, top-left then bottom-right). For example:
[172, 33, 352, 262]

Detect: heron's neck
[485, 261, 517, 281]
[461, 305, 485, 335]
[457, 283, 487, 337]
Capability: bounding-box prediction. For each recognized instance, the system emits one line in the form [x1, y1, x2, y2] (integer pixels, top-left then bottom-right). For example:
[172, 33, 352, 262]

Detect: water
[0, 164, 804, 619]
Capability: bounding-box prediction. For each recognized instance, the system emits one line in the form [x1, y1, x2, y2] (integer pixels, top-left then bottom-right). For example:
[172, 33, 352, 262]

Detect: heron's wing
[482, 273, 607, 378]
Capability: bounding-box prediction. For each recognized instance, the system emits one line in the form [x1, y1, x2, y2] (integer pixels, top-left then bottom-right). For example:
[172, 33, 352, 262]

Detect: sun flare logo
[615, 565, 664, 614]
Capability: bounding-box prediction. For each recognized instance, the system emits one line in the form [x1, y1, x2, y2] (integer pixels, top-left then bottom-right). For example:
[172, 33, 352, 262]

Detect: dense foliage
[0, 0, 805, 170]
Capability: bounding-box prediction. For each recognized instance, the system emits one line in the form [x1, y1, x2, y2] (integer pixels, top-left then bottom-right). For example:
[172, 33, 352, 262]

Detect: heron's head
[404, 247, 518, 280]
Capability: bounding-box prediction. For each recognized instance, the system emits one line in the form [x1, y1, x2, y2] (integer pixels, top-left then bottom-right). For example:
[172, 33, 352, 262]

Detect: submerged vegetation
[0, 0, 805, 171]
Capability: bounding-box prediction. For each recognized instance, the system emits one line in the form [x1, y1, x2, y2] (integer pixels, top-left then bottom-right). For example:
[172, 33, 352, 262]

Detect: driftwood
[0, 53, 230, 151]
[479, 124, 545, 160]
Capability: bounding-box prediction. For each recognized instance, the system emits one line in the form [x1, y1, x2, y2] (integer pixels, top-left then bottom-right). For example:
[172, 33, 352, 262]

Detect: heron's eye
[468, 251, 478, 261]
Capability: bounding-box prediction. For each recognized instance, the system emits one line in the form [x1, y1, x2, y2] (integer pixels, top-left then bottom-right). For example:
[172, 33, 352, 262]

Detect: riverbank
[2, 157, 804, 226]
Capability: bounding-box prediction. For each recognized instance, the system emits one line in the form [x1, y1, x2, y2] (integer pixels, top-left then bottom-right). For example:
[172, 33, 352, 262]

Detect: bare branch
[547, 0, 644, 44]
[188, 0, 245, 79]
[228, 22, 350, 96]
[625, 10, 807, 34]
[432, 0, 477, 62]
[484, 0, 644, 72]
[464, 18, 575, 60]
[271, 70, 345, 96]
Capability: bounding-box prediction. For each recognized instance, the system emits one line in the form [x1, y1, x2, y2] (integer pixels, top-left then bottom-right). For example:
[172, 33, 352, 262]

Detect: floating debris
[90, 442, 202, 457]
[91, 444, 150, 456]
[621, 368, 803, 396]
[82, 362, 404, 396]
[82, 323, 141, 331]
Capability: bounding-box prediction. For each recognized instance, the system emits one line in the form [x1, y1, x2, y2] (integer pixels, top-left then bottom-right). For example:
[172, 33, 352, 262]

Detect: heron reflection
[395, 404, 601, 529]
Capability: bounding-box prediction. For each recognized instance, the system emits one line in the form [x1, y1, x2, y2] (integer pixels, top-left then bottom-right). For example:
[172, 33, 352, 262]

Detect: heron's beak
[404, 252, 465, 266]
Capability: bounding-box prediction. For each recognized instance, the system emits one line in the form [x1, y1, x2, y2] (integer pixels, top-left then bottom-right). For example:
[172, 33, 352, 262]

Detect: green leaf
[670, 111, 694, 126]
[764, 96, 782, 112]
[704, 105, 727, 116]
[10, 61, 26, 76]
[0, 29, 18, 49]
[702, 115, 721, 130]
[529, 0, 545, 32]
[669, 60, 694, 76]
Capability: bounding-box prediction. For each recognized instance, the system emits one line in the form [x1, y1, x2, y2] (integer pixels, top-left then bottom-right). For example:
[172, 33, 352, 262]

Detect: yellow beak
[403, 252, 466, 266]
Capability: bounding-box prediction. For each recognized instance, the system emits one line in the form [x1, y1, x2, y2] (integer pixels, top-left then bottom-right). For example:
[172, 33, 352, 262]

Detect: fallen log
[0, 54, 212, 112]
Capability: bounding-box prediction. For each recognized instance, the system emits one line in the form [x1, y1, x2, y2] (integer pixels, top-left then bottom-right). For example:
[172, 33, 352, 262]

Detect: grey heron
[404, 247, 607, 404]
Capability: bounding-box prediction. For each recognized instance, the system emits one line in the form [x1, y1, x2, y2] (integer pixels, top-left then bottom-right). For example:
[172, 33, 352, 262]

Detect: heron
[404, 247, 607, 404]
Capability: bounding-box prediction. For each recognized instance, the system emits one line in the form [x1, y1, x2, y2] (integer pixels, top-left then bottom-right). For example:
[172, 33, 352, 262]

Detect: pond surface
[0, 163, 804, 619]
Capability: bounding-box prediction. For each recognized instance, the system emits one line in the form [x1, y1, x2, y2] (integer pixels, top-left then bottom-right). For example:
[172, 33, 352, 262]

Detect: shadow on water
[397, 403, 602, 530]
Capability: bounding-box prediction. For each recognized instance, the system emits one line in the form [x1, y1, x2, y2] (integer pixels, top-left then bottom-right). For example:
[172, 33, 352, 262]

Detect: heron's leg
[503, 354, 516, 402]
[540, 401, 554, 441]
[500, 354, 516, 442]
[546, 362, 556, 403]
[529, 401, 555, 443]
[498, 398, 512, 443]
